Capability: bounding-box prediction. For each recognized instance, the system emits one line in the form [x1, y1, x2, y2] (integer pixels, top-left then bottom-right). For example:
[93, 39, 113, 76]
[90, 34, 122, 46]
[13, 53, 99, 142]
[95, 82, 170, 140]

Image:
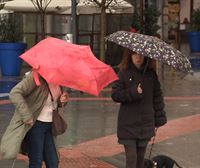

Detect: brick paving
[13, 110, 200, 168]
[1, 74, 200, 167]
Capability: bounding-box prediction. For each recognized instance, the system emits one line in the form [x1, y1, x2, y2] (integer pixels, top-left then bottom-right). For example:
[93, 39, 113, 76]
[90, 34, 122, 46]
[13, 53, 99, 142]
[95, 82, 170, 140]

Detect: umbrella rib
[106, 30, 191, 73]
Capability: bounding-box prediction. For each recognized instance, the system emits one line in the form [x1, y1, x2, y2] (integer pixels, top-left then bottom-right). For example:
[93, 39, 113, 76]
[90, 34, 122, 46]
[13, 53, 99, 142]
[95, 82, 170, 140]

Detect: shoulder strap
[47, 84, 63, 102]
[60, 86, 63, 94]
[46, 83, 54, 102]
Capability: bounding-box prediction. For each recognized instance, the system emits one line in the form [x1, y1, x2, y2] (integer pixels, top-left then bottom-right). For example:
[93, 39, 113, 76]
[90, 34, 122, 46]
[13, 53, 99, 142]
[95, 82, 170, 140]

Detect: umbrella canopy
[106, 31, 192, 73]
[3, 0, 133, 14]
[20, 37, 118, 96]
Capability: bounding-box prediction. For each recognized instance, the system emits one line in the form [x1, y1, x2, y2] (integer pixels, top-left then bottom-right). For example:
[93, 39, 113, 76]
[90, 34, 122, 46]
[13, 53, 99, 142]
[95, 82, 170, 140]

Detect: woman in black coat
[111, 49, 167, 168]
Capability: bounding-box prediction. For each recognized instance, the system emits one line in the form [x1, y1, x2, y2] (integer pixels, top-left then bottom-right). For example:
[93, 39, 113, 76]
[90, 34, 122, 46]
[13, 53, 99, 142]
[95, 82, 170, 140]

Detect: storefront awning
[3, 0, 133, 14]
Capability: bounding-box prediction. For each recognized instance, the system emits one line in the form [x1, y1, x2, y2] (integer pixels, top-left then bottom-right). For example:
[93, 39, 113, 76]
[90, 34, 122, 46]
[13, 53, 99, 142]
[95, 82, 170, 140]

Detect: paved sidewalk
[1, 111, 200, 168]
[0, 70, 200, 167]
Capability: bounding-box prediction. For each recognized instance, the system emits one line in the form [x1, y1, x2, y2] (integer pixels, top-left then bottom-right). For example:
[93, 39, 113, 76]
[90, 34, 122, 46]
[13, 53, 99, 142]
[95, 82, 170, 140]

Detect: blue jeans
[25, 120, 59, 168]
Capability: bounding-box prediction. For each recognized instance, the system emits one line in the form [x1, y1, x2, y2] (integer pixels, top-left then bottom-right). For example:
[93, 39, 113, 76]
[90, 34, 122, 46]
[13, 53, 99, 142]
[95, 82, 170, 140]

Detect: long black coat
[111, 64, 167, 140]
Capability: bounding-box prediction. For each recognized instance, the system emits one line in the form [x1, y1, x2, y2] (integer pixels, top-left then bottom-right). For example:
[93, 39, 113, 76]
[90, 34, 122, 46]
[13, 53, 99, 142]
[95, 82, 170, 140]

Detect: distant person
[111, 49, 167, 168]
[0, 71, 68, 168]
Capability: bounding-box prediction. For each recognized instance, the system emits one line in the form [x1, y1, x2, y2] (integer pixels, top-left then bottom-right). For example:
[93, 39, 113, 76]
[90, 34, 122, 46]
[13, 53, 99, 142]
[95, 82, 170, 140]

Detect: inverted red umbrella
[20, 37, 118, 96]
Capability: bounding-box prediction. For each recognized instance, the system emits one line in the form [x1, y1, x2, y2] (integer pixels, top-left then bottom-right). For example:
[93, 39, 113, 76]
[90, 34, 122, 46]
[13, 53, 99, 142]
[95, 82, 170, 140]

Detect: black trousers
[124, 144, 147, 168]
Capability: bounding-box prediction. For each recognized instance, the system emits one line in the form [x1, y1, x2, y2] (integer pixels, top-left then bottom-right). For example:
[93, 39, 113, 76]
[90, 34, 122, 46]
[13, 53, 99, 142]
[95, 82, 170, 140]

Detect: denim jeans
[25, 120, 59, 168]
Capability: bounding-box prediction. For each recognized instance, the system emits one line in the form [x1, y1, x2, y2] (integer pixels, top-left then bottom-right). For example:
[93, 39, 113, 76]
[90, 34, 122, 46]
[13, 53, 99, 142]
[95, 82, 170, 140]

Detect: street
[0, 69, 200, 168]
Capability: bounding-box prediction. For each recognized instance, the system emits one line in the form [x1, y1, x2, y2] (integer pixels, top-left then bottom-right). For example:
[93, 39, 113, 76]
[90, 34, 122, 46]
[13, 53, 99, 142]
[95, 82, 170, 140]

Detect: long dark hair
[119, 48, 156, 71]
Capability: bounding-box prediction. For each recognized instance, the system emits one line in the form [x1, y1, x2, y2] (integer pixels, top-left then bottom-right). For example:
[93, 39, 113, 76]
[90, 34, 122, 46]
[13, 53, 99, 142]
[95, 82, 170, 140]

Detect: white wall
[180, 0, 190, 22]
[193, 0, 200, 9]
[180, 0, 200, 23]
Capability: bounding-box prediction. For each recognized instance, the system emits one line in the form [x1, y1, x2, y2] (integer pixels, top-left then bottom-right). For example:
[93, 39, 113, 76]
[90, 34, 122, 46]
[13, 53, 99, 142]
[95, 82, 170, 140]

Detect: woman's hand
[137, 83, 143, 94]
[25, 118, 34, 126]
[60, 92, 69, 103]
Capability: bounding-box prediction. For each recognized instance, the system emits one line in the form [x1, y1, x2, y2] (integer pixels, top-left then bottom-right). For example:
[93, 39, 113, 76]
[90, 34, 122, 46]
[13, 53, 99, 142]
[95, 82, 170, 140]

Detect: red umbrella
[20, 37, 118, 96]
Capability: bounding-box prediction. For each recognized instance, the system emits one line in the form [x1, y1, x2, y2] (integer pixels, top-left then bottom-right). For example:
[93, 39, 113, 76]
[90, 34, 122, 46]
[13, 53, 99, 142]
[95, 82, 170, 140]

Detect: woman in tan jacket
[0, 71, 68, 168]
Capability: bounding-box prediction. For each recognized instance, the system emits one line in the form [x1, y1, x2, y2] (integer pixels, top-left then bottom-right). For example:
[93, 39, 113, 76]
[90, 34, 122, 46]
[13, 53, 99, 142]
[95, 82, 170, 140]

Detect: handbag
[47, 85, 68, 136]
[52, 108, 67, 136]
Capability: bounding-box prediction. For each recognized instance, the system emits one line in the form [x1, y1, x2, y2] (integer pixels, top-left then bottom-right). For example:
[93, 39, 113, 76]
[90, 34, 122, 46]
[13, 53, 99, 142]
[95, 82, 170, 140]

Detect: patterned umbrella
[106, 31, 192, 73]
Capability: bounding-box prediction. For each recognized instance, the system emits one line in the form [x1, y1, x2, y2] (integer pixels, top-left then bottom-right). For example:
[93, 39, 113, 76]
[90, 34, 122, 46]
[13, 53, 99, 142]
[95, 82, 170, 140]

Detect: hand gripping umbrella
[106, 31, 192, 73]
[20, 37, 118, 96]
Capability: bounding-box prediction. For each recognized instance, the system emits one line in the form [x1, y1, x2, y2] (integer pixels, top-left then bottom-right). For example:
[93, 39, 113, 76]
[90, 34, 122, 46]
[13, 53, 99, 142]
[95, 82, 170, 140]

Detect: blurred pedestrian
[0, 71, 69, 168]
[111, 49, 167, 168]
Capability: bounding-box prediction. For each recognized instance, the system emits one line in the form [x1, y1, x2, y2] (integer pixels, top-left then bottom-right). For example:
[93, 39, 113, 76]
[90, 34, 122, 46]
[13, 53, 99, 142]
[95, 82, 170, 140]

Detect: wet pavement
[0, 66, 200, 168]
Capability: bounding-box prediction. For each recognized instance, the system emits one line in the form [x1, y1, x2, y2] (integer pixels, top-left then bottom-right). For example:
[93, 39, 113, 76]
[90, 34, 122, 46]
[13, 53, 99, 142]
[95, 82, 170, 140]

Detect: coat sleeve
[153, 71, 167, 127]
[111, 71, 143, 103]
[9, 72, 37, 123]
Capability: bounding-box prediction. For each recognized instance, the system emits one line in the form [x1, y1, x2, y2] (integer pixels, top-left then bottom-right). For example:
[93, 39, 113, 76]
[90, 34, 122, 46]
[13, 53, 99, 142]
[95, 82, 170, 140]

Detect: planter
[0, 43, 27, 76]
[189, 56, 200, 71]
[0, 80, 19, 93]
[187, 32, 200, 53]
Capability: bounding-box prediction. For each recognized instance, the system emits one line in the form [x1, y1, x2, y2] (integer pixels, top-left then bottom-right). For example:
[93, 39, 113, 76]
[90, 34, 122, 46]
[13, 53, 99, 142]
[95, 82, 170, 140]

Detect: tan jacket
[0, 72, 56, 159]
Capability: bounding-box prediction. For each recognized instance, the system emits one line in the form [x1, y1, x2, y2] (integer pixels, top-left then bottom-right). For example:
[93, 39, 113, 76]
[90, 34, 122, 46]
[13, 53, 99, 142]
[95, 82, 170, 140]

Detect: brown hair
[118, 48, 133, 70]
[118, 48, 156, 71]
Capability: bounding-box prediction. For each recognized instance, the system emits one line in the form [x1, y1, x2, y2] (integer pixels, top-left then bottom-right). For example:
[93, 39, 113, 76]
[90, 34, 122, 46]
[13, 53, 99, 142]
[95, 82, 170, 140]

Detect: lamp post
[71, 0, 78, 44]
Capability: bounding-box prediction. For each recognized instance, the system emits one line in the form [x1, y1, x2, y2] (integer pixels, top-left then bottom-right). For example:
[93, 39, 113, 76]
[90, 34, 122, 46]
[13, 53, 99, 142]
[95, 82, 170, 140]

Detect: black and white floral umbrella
[106, 31, 192, 73]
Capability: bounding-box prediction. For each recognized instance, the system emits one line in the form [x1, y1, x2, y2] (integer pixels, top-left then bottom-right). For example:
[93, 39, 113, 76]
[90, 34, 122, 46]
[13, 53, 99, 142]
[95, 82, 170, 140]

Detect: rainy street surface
[0, 67, 200, 168]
